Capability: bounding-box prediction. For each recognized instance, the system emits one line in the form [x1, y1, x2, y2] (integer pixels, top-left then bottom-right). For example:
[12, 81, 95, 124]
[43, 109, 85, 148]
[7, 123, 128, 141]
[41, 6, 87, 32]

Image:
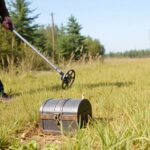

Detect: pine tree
[9, 0, 39, 43]
[57, 15, 86, 60]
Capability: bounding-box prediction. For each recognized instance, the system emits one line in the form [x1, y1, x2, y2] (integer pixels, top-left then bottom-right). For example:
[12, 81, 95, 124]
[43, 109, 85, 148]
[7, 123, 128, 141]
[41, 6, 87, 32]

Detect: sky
[7, 0, 150, 53]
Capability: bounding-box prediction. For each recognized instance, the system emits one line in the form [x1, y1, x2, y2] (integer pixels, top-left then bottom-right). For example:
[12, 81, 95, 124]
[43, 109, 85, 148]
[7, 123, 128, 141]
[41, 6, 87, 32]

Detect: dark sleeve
[0, 0, 9, 19]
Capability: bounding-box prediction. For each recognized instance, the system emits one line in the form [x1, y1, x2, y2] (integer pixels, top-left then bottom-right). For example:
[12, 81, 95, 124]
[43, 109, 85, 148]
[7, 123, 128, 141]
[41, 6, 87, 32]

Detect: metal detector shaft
[13, 30, 64, 76]
[13, 29, 76, 89]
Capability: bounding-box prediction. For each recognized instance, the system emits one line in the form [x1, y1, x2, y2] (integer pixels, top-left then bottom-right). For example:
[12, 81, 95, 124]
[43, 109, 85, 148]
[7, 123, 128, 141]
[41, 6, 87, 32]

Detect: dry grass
[0, 58, 150, 149]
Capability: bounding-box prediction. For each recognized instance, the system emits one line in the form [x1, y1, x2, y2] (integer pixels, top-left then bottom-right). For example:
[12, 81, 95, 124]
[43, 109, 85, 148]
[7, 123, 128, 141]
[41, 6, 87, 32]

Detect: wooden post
[51, 13, 57, 63]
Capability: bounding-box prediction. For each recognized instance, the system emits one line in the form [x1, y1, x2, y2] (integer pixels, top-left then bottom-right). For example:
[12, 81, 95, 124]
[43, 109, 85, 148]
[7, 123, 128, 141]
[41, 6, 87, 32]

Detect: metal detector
[13, 30, 75, 89]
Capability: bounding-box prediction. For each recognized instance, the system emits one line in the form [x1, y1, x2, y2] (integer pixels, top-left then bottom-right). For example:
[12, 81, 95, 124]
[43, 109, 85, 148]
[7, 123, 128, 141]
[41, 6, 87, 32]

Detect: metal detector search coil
[13, 30, 75, 89]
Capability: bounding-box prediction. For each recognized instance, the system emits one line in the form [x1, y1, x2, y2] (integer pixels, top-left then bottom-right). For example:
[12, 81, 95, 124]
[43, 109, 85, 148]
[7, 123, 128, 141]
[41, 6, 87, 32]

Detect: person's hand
[2, 17, 13, 31]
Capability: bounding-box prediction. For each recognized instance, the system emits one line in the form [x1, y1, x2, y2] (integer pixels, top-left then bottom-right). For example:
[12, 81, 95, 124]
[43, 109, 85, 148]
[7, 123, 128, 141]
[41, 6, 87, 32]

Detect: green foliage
[9, 0, 46, 51]
[67, 15, 82, 34]
[57, 15, 86, 60]
[0, 1, 105, 70]
[84, 36, 105, 57]
[0, 127, 9, 150]
[108, 49, 150, 58]
[43, 24, 59, 56]
[9, 0, 39, 43]
[0, 0, 46, 69]
[0, 27, 21, 68]
[34, 26, 46, 51]
[9, 140, 39, 150]
[43, 143, 60, 150]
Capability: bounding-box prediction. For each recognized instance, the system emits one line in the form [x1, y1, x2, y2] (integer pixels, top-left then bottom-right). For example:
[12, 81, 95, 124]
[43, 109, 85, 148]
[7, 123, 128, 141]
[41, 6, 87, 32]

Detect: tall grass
[0, 58, 150, 149]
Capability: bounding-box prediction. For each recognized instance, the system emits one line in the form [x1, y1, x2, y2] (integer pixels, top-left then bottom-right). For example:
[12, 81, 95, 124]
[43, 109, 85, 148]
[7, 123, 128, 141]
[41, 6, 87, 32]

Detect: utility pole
[51, 12, 57, 63]
[149, 30, 150, 50]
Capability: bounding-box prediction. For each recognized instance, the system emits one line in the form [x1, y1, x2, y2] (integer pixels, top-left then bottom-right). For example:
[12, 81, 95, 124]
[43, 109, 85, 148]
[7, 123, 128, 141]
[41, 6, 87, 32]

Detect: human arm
[0, 0, 13, 31]
[0, 0, 9, 19]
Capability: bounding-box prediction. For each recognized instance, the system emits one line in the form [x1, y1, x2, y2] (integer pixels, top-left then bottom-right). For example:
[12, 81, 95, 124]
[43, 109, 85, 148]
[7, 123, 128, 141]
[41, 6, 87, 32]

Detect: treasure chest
[39, 98, 92, 134]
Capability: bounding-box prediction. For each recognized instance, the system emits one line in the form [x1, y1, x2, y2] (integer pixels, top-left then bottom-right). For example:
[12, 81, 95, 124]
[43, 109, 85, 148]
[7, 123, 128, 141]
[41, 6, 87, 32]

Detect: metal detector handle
[13, 30, 64, 76]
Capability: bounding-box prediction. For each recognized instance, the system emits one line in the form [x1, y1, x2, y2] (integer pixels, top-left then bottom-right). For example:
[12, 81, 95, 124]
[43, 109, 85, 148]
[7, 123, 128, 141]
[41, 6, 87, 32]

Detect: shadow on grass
[83, 81, 134, 88]
[7, 81, 134, 98]
[8, 84, 62, 98]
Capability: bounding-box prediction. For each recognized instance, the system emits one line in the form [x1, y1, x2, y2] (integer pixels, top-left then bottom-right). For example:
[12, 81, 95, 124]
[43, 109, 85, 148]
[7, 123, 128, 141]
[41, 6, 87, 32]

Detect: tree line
[0, 0, 105, 70]
[107, 49, 150, 58]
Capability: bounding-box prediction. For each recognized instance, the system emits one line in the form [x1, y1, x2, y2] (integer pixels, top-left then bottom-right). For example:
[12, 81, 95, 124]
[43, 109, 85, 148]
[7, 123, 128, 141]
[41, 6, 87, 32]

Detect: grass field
[0, 58, 150, 149]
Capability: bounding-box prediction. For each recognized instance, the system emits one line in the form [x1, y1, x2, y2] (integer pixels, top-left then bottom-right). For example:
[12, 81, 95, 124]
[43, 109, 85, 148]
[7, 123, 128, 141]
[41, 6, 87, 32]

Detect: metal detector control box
[39, 98, 92, 134]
